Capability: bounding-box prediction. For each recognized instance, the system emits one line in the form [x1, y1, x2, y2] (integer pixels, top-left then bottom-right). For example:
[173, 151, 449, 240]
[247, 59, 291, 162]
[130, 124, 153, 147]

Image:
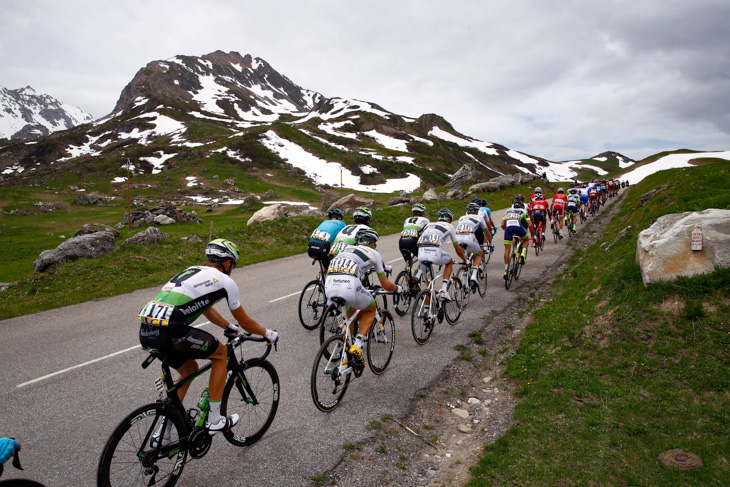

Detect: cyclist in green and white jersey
[456, 202, 488, 287]
[328, 206, 373, 258]
[417, 208, 467, 300]
[138, 239, 279, 438]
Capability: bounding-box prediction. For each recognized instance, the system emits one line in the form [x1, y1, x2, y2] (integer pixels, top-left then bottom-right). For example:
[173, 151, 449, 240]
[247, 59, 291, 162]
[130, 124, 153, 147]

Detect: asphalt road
[0, 202, 609, 486]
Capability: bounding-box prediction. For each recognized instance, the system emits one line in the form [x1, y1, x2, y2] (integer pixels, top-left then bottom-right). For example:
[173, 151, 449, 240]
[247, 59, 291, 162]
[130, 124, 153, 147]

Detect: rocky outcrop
[445, 164, 480, 188]
[72, 224, 120, 238]
[122, 226, 170, 246]
[326, 194, 375, 213]
[247, 203, 319, 225]
[636, 209, 730, 284]
[123, 205, 203, 228]
[33, 232, 116, 273]
[422, 188, 439, 201]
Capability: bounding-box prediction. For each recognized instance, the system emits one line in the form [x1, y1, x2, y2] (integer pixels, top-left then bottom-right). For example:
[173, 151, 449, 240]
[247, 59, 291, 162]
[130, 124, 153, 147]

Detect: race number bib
[310, 229, 331, 243]
[401, 228, 419, 238]
[506, 219, 521, 228]
[139, 301, 174, 327]
[328, 256, 358, 276]
[329, 241, 349, 256]
[456, 224, 472, 235]
[418, 233, 441, 246]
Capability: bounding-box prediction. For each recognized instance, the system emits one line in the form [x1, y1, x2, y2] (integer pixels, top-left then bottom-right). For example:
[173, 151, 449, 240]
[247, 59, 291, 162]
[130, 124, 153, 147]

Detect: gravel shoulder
[319, 195, 625, 487]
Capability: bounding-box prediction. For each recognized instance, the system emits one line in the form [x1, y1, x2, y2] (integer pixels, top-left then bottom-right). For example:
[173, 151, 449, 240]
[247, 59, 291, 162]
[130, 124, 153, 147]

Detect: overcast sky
[2, 0, 729, 162]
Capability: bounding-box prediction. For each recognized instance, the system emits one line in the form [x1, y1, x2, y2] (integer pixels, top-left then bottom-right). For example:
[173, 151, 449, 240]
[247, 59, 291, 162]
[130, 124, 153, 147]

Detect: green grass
[468, 161, 730, 486]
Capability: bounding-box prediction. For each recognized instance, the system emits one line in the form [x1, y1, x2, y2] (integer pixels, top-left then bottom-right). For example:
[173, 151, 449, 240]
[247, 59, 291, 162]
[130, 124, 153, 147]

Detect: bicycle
[311, 293, 396, 412]
[456, 244, 487, 309]
[97, 332, 279, 487]
[564, 213, 576, 238]
[298, 258, 329, 330]
[579, 205, 586, 224]
[533, 220, 545, 256]
[505, 236, 533, 290]
[410, 262, 465, 345]
[393, 250, 425, 317]
[551, 213, 561, 243]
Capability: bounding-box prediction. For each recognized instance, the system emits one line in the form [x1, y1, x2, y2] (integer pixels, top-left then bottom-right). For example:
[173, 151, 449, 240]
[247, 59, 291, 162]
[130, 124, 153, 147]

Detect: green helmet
[205, 239, 239, 263]
[411, 203, 426, 215]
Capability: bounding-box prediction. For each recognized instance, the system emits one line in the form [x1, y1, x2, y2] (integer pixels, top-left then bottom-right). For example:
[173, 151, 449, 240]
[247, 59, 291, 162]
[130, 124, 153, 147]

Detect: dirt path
[320, 194, 626, 487]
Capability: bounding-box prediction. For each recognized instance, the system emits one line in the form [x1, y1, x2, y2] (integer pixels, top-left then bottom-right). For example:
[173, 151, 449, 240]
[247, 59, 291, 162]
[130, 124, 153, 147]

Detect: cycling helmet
[557, 188, 565, 193]
[466, 202, 480, 214]
[535, 187, 543, 194]
[353, 206, 372, 222]
[356, 227, 379, 245]
[514, 194, 525, 202]
[328, 208, 344, 220]
[568, 188, 579, 195]
[471, 197, 482, 205]
[206, 238, 239, 263]
[437, 208, 454, 222]
[513, 201, 525, 209]
[411, 203, 426, 215]
[480, 198, 488, 207]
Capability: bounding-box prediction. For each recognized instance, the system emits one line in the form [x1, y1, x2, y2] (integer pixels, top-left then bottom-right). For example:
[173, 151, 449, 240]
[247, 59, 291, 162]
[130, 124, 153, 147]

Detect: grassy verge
[468, 162, 730, 486]
[0, 178, 547, 319]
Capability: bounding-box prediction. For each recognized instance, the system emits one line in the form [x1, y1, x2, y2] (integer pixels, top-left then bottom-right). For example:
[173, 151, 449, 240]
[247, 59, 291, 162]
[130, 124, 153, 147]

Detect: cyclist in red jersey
[551, 188, 568, 239]
[530, 195, 551, 243]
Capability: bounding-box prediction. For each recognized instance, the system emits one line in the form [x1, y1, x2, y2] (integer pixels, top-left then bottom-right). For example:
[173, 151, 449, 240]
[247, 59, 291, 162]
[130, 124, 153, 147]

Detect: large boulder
[636, 209, 730, 285]
[122, 226, 170, 246]
[72, 223, 120, 238]
[326, 194, 374, 213]
[422, 188, 439, 201]
[446, 164, 480, 188]
[34, 232, 116, 273]
[468, 181, 502, 193]
[247, 203, 319, 225]
[320, 192, 340, 211]
[388, 196, 411, 206]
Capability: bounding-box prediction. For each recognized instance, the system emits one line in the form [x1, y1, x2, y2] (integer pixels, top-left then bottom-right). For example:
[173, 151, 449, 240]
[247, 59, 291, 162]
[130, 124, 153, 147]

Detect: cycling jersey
[566, 194, 580, 213]
[308, 218, 346, 261]
[138, 266, 241, 327]
[399, 216, 430, 259]
[552, 194, 567, 214]
[503, 207, 530, 244]
[329, 224, 371, 257]
[530, 199, 550, 223]
[455, 214, 486, 255]
[325, 245, 386, 310]
[417, 221, 459, 268]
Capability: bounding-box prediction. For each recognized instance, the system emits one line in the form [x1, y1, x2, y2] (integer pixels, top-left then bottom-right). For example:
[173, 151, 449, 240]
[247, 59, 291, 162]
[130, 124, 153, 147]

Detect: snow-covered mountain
[0, 86, 94, 141]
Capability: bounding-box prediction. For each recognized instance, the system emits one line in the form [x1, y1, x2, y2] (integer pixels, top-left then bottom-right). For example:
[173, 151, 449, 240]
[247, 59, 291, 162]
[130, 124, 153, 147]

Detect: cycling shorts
[417, 246, 453, 275]
[308, 241, 331, 261]
[398, 236, 419, 261]
[532, 210, 546, 224]
[589, 193, 598, 199]
[456, 234, 481, 256]
[580, 195, 588, 205]
[566, 204, 579, 214]
[475, 227, 485, 245]
[553, 205, 565, 216]
[139, 323, 219, 370]
[324, 274, 374, 311]
[504, 225, 528, 245]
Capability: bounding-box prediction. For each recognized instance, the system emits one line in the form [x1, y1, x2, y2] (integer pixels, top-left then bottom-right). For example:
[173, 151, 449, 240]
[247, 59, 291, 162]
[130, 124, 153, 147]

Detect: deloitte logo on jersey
[179, 299, 210, 315]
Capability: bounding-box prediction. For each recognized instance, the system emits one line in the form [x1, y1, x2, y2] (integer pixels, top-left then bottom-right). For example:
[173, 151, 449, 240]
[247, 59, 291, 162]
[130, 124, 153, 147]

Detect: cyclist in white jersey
[456, 202, 488, 287]
[325, 228, 402, 368]
[138, 239, 279, 438]
[417, 208, 466, 300]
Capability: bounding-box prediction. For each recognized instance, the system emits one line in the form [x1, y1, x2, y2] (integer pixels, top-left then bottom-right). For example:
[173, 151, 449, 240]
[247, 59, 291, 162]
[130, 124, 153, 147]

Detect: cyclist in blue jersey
[308, 208, 345, 266]
[0, 437, 21, 478]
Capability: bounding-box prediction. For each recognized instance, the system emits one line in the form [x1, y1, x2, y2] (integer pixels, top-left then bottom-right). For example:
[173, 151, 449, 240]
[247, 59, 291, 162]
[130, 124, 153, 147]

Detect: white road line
[387, 258, 402, 264]
[268, 291, 300, 303]
[16, 321, 212, 388]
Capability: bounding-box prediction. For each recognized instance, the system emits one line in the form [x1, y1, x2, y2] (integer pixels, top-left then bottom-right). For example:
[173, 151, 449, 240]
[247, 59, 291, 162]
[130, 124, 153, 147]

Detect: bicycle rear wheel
[221, 359, 280, 447]
[445, 277, 463, 325]
[456, 267, 471, 309]
[298, 279, 327, 330]
[371, 285, 388, 311]
[505, 251, 516, 290]
[311, 335, 351, 412]
[411, 289, 435, 345]
[97, 403, 187, 487]
[319, 307, 341, 347]
[534, 230, 541, 256]
[367, 309, 395, 375]
[393, 270, 412, 317]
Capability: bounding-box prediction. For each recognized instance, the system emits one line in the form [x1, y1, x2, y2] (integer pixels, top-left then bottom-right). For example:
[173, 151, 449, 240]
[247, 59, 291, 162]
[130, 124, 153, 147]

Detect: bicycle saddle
[330, 297, 347, 306]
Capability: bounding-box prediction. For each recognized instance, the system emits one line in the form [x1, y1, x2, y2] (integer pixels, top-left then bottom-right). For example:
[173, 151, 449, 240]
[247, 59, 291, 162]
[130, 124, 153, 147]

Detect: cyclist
[566, 188, 580, 233]
[502, 196, 535, 279]
[579, 184, 589, 211]
[529, 194, 550, 243]
[329, 206, 373, 258]
[137, 239, 279, 442]
[308, 208, 346, 267]
[399, 203, 430, 279]
[417, 208, 467, 301]
[588, 184, 599, 213]
[455, 202, 488, 288]
[474, 197, 496, 249]
[0, 437, 21, 478]
[551, 188, 567, 239]
[325, 228, 402, 369]
[529, 187, 544, 208]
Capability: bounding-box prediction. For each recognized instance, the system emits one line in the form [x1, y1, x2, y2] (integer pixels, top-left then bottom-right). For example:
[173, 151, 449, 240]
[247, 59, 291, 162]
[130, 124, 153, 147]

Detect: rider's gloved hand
[264, 329, 279, 344]
[0, 438, 19, 464]
[396, 285, 404, 295]
[225, 324, 240, 335]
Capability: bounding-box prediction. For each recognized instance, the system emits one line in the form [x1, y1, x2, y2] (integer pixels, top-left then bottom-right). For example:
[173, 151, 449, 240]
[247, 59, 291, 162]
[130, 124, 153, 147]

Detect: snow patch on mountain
[429, 127, 498, 156]
[623, 151, 730, 184]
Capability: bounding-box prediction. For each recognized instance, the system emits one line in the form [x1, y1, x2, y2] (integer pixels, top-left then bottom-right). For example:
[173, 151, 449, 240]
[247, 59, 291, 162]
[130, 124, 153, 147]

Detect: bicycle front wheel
[367, 309, 395, 375]
[311, 335, 351, 412]
[477, 261, 488, 297]
[298, 279, 327, 330]
[222, 359, 280, 447]
[445, 277, 463, 325]
[97, 403, 187, 487]
[411, 289, 435, 345]
[456, 267, 471, 309]
[393, 270, 412, 317]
